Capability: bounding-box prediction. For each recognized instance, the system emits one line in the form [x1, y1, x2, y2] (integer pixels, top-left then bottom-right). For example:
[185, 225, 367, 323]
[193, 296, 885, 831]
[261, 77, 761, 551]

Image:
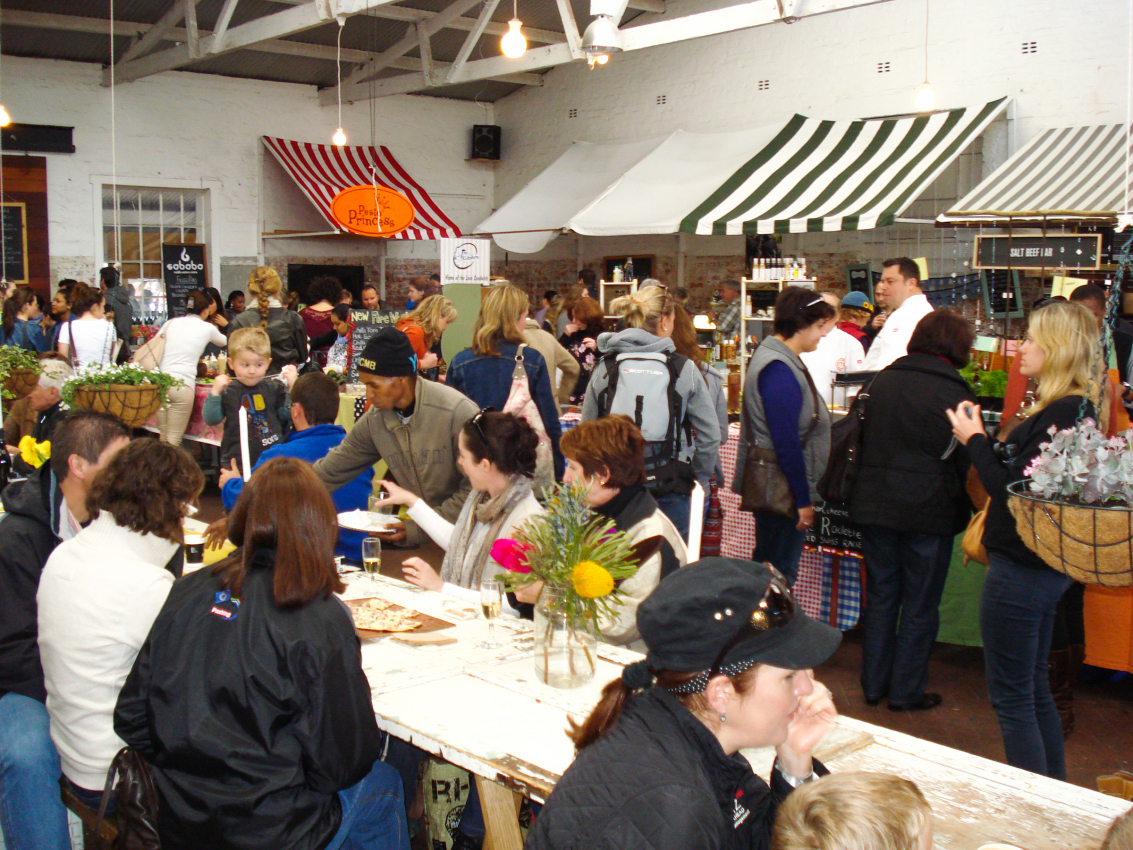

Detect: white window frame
[90, 175, 221, 317]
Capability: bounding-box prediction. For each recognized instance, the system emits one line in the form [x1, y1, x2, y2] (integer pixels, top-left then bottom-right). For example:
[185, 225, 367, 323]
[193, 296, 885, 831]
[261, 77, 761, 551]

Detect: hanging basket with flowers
[0, 345, 42, 400]
[492, 481, 640, 688]
[1007, 419, 1133, 586]
[61, 363, 183, 428]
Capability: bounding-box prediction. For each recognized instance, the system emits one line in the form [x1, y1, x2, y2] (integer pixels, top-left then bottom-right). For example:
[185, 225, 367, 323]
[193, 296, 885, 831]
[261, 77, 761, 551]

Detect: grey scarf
[439, 475, 534, 589]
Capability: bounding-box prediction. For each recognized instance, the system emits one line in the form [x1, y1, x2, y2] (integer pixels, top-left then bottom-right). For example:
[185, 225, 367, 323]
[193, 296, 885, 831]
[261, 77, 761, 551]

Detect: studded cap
[636, 557, 841, 675]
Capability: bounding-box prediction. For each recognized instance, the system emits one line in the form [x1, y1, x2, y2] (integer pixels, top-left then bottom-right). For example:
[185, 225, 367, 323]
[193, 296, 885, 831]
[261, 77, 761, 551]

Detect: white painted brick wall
[3, 55, 494, 284]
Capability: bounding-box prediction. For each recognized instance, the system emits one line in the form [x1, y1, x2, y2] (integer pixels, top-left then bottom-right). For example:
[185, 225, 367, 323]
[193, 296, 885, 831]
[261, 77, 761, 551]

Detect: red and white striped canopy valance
[262, 137, 462, 240]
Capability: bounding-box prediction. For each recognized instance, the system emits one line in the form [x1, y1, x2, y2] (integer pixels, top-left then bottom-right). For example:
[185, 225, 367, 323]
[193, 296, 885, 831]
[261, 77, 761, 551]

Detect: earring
[719, 714, 726, 722]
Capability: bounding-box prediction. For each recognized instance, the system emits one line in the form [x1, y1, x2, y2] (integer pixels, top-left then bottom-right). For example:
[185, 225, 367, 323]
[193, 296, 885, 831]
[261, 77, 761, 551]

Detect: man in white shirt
[801, 293, 866, 408]
[862, 258, 935, 372]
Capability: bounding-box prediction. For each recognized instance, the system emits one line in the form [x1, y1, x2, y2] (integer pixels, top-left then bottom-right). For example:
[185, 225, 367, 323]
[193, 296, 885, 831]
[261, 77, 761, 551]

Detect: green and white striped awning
[939, 123, 1133, 224]
[680, 97, 1009, 235]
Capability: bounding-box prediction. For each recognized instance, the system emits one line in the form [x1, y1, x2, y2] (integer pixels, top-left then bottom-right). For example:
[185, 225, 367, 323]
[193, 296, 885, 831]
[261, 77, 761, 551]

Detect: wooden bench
[59, 779, 118, 850]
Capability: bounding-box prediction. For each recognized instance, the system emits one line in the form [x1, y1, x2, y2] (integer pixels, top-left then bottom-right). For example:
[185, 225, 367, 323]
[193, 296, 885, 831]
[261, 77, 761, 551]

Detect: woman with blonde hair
[947, 300, 1100, 779]
[397, 294, 457, 370]
[447, 283, 563, 477]
[228, 267, 307, 374]
[580, 284, 720, 540]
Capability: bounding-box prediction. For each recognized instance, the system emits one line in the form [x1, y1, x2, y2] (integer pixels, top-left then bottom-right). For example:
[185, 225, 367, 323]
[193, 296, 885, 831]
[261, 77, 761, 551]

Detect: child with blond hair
[203, 326, 296, 475]
[773, 771, 933, 850]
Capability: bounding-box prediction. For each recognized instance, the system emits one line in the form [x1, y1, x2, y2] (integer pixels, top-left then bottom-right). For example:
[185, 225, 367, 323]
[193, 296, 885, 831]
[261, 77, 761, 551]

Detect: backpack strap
[664, 351, 689, 461]
[595, 352, 619, 417]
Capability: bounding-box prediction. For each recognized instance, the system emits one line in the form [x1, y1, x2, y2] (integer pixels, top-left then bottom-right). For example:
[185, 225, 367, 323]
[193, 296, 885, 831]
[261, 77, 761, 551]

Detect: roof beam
[183, 0, 201, 58]
[209, 0, 242, 52]
[118, 1, 187, 63]
[447, 0, 499, 82]
[357, 5, 562, 44]
[554, 0, 585, 61]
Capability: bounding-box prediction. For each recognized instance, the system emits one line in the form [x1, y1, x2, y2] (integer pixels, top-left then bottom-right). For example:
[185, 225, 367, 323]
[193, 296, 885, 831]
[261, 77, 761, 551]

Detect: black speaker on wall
[471, 125, 502, 161]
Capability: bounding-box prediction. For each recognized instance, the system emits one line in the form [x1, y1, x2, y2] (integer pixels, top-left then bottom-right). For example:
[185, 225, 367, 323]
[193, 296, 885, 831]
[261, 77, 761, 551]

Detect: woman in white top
[376, 410, 544, 612]
[156, 290, 228, 445]
[37, 439, 204, 806]
[56, 283, 118, 368]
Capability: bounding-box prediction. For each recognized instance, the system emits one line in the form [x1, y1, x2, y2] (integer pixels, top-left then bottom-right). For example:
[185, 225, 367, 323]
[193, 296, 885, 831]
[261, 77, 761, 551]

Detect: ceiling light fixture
[914, 0, 935, 112]
[581, 15, 623, 56]
[500, 0, 527, 59]
[333, 17, 346, 146]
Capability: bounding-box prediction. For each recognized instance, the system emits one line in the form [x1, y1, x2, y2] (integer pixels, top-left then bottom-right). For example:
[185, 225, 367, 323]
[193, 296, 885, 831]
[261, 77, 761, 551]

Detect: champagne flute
[362, 537, 382, 593]
[479, 577, 504, 649]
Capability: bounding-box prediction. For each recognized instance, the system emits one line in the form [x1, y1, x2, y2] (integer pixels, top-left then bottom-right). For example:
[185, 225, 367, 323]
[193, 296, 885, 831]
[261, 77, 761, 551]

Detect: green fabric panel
[825, 114, 931, 218]
[679, 114, 809, 234]
[790, 120, 898, 220]
[937, 534, 986, 647]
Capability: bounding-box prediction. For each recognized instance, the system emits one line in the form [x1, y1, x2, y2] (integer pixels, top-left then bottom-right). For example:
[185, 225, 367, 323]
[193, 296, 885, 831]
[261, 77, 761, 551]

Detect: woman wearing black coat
[848, 310, 976, 712]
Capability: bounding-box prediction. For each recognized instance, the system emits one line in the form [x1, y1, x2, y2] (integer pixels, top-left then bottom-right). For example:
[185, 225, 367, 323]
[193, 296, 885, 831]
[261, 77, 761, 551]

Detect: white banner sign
[439, 237, 491, 286]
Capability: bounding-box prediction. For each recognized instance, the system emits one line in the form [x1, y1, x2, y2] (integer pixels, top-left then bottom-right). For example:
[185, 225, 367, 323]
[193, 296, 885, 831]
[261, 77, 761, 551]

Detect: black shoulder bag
[94, 747, 162, 850]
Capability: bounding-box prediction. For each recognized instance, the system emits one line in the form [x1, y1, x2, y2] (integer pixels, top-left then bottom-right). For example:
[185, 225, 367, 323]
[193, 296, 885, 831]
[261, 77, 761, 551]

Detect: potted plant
[61, 363, 183, 428]
[493, 482, 640, 688]
[960, 362, 1008, 412]
[1008, 418, 1133, 586]
[0, 345, 42, 400]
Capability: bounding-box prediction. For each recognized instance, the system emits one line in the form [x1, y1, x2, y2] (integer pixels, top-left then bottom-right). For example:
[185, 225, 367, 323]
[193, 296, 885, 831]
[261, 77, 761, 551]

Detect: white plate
[337, 510, 400, 533]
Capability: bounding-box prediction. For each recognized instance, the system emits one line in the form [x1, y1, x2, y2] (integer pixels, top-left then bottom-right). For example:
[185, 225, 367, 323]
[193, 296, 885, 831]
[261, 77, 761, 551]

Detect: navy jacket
[447, 340, 564, 476]
[222, 423, 371, 561]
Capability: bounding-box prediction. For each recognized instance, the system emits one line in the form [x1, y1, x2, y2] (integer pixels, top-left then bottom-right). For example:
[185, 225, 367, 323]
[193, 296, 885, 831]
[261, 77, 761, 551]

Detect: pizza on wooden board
[350, 598, 421, 632]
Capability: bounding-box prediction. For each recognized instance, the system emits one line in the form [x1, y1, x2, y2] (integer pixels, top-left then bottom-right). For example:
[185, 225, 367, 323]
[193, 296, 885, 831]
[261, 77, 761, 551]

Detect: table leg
[475, 775, 523, 850]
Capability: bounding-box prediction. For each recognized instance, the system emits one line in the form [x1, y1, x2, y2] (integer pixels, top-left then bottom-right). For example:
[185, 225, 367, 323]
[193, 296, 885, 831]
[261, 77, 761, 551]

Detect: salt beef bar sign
[974, 234, 1102, 270]
[162, 244, 208, 317]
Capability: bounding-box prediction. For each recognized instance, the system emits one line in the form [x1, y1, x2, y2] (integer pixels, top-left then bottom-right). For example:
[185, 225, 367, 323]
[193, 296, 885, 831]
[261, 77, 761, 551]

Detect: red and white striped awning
[262, 137, 462, 239]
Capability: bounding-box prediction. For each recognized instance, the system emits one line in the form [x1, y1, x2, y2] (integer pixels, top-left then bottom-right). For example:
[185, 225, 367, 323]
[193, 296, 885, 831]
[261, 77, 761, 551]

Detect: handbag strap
[65, 316, 76, 368]
[511, 343, 528, 380]
[92, 755, 120, 835]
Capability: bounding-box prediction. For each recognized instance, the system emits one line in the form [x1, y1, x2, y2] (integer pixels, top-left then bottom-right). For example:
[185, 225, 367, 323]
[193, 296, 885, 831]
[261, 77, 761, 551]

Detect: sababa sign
[330, 185, 415, 237]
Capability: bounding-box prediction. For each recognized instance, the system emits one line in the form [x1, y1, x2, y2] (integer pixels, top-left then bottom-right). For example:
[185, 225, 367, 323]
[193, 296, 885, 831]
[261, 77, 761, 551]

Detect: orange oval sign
[330, 185, 416, 237]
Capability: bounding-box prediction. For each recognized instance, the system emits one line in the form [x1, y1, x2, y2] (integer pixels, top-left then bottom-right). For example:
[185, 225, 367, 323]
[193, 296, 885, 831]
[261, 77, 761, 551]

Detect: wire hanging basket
[3, 368, 39, 400]
[1007, 481, 1133, 586]
[70, 383, 164, 428]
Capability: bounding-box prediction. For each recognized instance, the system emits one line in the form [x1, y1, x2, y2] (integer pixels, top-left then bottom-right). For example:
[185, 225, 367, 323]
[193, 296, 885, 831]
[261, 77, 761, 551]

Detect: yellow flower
[18, 436, 50, 469]
[572, 560, 614, 599]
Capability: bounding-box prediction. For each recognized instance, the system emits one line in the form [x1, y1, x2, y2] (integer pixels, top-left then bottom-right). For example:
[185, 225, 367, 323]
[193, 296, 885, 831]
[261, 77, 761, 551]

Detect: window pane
[161, 192, 184, 228]
[182, 194, 198, 224]
[141, 227, 162, 261]
[120, 230, 141, 262]
[139, 191, 162, 227]
[163, 230, 184, 245]
[103, 227, 119, 262]
[182, 229, 197, 244]
[115, 189, 139, 229]
[121, 262, 143, 285]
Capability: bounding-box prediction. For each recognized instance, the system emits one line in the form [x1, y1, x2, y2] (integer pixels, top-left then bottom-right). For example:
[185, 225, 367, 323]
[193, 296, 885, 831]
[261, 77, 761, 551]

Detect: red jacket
[837, 320, 869, 352]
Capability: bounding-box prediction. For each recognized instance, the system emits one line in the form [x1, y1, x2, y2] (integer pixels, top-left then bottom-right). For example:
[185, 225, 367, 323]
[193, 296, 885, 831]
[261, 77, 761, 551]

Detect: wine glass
[362, 537, 382, 593]
[479, 577, 504, 650]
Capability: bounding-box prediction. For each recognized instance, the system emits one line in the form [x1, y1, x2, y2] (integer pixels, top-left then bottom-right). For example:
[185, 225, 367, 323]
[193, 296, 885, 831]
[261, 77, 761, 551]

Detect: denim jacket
[447, 340, 564, 477]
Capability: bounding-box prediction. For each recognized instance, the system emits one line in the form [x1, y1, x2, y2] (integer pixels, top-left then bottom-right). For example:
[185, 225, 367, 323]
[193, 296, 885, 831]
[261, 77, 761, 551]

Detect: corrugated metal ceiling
[1, 0, 634, 100]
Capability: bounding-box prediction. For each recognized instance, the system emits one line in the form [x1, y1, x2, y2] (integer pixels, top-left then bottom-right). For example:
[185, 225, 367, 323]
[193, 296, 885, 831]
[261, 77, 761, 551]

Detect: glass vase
[533, 587, 597, 689]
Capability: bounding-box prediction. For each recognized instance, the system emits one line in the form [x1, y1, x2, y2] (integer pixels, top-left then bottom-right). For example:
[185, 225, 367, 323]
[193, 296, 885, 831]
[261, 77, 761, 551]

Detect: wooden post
[475, 775, 524, 850]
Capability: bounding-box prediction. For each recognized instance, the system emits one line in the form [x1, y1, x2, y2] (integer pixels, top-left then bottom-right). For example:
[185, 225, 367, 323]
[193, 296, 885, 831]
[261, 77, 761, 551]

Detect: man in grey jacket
[99, 266, 134, 351]
[314, 328, 476, 523]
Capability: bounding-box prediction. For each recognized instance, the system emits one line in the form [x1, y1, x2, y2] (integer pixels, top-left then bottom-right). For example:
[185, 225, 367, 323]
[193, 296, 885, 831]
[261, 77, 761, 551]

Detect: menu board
[347, 308, 402, 380]
[162, 244, 208, 318]
[1, 203, 28, 284]
[804, 501, 864, 555]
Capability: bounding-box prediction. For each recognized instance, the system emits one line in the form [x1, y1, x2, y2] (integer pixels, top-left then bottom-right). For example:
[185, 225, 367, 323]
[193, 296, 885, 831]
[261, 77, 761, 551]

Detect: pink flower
[491, 538, 533, 573]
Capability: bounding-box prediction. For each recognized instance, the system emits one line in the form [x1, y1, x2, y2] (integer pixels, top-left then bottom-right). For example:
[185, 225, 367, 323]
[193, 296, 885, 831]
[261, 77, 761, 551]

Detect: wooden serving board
[345, 597, 454, 639]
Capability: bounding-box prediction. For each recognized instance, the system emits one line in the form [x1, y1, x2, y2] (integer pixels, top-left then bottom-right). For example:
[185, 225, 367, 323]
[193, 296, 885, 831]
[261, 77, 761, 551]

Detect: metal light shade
[581, 15, 623, 54]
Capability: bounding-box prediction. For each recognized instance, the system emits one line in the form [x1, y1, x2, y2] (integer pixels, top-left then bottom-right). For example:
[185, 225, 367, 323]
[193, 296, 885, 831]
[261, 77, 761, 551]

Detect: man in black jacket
[0, 410, 130, 850]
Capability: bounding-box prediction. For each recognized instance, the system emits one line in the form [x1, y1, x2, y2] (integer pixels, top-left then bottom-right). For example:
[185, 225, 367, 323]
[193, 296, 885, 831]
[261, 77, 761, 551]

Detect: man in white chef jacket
[801, 292, 866, 408]
[862, 258, 935, 372]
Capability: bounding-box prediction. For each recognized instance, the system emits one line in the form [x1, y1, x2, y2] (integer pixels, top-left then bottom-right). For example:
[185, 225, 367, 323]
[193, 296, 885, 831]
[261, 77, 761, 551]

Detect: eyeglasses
[706, 565, 797, 680]
[469, 407, 496, 442]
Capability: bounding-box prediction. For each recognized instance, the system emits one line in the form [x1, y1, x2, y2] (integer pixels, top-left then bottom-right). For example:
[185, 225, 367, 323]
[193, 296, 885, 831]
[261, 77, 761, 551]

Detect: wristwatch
[774, 761, 816, 788]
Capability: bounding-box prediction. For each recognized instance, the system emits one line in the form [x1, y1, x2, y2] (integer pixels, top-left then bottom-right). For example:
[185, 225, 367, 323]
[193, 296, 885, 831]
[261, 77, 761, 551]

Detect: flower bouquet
[1008, 419, 1133, 586]
[492, 481, 639, 688]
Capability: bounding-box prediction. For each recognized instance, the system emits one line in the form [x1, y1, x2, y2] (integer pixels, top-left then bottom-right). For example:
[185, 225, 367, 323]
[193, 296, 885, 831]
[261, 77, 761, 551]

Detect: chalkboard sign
[974, 234, 1102, 270]
[162, 244, 208, 318]
[804, 501, 864, 555]
[347, 309, 402, 380]
[1, 203, 28, 284]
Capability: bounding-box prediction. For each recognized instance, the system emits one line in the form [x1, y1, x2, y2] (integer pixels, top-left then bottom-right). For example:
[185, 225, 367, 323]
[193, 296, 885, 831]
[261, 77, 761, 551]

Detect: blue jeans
[980, 553, 1074, 779]
[326, 759, 410, 850]
[859, 527, 953, 704]
[0, 693, 71, 850]
[752, 512, 806, 585]
[654, 493, 691, 543]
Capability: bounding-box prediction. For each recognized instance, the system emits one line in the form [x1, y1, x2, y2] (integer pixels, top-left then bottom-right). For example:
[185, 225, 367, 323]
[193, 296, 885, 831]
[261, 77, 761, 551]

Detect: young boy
[203, 327, 296, 475]
[772, 771, 933, 850]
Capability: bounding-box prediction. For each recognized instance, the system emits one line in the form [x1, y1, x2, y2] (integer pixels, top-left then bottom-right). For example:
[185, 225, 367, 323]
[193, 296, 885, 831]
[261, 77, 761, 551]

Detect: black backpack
[595, 350, 695, 497]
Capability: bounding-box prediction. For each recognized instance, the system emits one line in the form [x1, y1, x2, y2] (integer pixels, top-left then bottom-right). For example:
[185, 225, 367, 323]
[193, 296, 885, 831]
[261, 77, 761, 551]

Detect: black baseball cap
[637, 558, 841, 673]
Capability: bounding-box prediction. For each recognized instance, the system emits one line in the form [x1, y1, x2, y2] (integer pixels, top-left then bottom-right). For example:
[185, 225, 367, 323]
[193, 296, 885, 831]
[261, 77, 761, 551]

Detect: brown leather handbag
[740, 364, 821, 518]
[94, 747, 162, 850]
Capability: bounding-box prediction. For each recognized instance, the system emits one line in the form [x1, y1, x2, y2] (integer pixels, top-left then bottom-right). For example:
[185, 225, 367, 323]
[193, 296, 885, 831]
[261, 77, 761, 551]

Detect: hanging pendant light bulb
[595, 53, 609, 64]
[0, 105, 9, 127]
[915, 82, 936, 112]
[332, 18, 347, 146]
[500, 0, 527, 58]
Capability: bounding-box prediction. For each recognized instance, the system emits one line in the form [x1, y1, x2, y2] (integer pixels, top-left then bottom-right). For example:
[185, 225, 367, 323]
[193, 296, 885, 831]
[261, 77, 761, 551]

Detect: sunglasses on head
[706, 564, 797, 680]
[469, 407, 496, 442]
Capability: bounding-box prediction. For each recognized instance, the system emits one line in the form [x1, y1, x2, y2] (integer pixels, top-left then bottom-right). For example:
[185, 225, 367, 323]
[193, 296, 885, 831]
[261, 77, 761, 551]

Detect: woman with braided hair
[228, 267, 308, 375]
[527, 558, 841, 850]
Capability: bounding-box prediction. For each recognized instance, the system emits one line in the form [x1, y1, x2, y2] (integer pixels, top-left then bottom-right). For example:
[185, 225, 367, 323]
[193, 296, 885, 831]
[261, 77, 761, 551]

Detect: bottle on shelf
[612, 265, 623, 283]
[624, 257, 634, 281]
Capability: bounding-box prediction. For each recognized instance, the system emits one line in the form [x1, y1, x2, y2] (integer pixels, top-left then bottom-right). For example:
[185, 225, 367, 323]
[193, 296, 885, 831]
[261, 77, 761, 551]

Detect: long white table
[345, 573, 1130, 850]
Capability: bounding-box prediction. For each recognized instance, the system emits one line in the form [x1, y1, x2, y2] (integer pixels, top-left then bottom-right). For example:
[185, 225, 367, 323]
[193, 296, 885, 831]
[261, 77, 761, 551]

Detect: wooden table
[344, 573, 1130, 850]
